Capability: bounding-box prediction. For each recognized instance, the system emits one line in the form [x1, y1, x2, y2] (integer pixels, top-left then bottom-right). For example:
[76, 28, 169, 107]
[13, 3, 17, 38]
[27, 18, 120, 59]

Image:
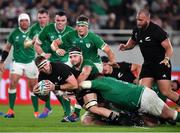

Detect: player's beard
[74, 58, 82, 69]
[138, 21, 149, 31]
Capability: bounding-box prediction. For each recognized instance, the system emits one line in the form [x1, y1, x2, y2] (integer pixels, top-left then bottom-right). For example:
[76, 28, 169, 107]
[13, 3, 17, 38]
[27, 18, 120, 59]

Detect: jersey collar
[19, 27, 29, 34]
[78, 31, 89, 39]
[55, 23, 66, 34]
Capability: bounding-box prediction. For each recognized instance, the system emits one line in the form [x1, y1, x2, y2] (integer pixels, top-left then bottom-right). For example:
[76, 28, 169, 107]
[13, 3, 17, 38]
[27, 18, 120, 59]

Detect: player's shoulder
[31, 22, 39, 28]
[87, 31, 100, 39]
[150, 22, 167, 35]
[8, 27, 21, 37]
[10, 27, 19, 33]
[43, 22, 54, 30]
[83, 59, 94, 66]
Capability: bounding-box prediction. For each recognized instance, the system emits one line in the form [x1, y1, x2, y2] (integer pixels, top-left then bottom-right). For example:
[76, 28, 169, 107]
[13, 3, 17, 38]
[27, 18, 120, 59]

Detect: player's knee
[81, 115, 94, 125]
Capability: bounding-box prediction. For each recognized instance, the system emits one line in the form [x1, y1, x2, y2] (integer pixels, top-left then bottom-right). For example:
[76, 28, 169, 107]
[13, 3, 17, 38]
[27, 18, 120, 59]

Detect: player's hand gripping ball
[33, 80, 51, 96]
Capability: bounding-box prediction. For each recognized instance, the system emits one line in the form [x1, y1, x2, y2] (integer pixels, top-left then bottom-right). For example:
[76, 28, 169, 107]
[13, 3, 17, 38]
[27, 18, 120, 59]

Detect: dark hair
[77, 15, 89, 22]
[69, 47, 82, 53]
[172, 80, 180, 89]
[55, 10, 67, 17]
[35, 55, 46, 67]
[38, 8, 49, 14]
[101, 56, 109, 63]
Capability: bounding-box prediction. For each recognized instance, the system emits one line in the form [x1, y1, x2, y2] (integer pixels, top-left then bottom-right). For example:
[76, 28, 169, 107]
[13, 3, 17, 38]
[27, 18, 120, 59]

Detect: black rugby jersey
[104, 62, 136, 83]
[38, 62, 80, 85]
[131, 22, 168, 63]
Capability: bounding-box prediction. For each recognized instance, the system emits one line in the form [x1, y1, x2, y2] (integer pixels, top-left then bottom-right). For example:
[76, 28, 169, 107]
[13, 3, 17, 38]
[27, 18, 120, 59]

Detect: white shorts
[138, 87, 165, 116]
[10, 61, 39, 79]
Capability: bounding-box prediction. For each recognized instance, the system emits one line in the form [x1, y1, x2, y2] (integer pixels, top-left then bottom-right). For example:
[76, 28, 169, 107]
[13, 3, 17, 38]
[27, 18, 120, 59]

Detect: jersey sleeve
[37, 27, 48, 44]
[153, 26, 168, 43]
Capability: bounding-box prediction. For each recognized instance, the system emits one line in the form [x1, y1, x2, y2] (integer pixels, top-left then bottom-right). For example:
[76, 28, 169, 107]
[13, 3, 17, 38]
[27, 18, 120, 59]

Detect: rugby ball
[37, 80, 50, 96]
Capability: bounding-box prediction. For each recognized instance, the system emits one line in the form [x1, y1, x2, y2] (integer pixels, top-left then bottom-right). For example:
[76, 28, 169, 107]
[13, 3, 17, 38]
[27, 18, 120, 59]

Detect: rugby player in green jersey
[80, 77, 180, 124]
[0, 13, 39, 118]
[34, 11, 74, 121]
[35, 11, 74, 63]
[51, 15, 116, 73]
[24, 9, 53, 118]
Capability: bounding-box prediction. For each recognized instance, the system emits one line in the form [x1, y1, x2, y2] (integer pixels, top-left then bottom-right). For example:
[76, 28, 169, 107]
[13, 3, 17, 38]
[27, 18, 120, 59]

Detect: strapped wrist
[1, 50, 9, 62]
[165, 56, 170, 61]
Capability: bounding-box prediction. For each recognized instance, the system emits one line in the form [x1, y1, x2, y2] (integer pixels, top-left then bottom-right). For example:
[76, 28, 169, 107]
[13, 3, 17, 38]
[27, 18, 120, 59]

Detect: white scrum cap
[18, 13, 30, 26]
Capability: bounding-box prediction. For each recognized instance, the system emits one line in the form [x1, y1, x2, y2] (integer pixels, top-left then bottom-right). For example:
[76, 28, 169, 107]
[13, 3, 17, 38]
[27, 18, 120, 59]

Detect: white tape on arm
[80, 81, 92, 89]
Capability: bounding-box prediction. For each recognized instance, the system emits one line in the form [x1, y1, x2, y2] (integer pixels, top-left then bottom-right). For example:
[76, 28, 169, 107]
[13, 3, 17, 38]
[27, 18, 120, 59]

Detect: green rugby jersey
[27, 22, 43, 40]
[73, 59, 99, 75]
[91, 77, 144, 111]
[62, 30, 105, 63]
[8, 27, 35, 63]
[38, 23, 74, 62]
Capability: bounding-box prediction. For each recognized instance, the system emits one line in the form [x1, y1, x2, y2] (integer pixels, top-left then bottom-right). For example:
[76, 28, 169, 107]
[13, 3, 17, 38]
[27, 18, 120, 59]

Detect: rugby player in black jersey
[119, 9, 180, 106]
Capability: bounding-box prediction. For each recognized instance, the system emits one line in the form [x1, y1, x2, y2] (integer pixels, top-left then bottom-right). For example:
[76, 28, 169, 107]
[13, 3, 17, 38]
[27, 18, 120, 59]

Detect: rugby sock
[56, 95, 71, 116]
[8, 88, 16, 110]
[107, 111, 120, 123]
[45, 95, 52, 110]
[174, 111, 180, 122]
[30, 92, 39, 112]
[74, 104, 82, 117]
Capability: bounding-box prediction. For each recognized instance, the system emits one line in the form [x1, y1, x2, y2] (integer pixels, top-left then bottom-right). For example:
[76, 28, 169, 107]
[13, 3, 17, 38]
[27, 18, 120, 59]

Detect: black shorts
[139, 62, 171, 80]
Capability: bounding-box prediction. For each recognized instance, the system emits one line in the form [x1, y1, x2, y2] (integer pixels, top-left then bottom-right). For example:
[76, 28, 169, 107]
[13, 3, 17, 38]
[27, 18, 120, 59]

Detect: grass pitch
[0, 105, 180, 132]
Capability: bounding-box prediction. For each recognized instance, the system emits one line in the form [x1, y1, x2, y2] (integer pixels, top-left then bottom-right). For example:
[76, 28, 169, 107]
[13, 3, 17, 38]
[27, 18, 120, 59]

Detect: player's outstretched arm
[119, 38, 136, 51]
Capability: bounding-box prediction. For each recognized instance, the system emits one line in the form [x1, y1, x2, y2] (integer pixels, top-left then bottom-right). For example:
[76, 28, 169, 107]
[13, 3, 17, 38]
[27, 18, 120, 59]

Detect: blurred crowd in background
[1, 0, 180, 31]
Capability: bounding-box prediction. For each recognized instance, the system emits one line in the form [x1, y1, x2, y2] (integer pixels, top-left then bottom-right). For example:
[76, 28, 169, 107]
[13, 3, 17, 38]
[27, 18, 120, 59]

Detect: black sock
[107, 111, 120, 123]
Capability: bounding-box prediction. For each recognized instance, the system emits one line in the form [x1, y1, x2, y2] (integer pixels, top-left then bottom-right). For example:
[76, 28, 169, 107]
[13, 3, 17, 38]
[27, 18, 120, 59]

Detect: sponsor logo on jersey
[162, 74, 167, 78]
[15, 36, 19, 41]
[58, 35, 62, 39]
[118, 72, 123, 78]
[145, 36, 151, 41]
[86, 43, 91, 48]
[22, 35, 26, 38]
[58, 76, 62, 81]
[50, 36, 55, 41]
